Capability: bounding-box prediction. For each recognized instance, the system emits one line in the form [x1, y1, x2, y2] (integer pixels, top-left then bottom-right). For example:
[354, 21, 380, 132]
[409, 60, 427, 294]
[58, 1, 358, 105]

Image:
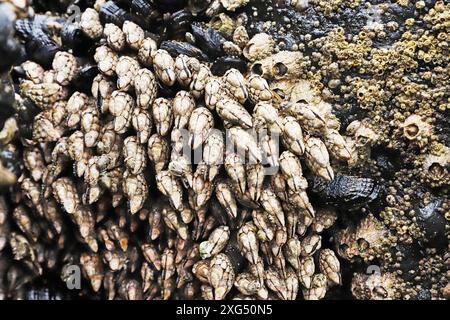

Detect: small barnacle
[346, 120, 379, 148]
[401, 114, 433, 145]
[304, 137, 334, 181]
[319, 249, 341, 285]
[323, 129, 352, 161]
[109, 91, 135, 134]
[122, 21, 145, 50]
[52, 52, 78, 86]
[153, 49, 176, 86]
[223, 68, 248, 104]
[138, 38, 158, 67]
[123, 136, 147, 175]
[132, 108, 153, 144]
[190, 63, 212, 98]
[251, 51, 304, 81]
[247, 74, 273, 104]
[94, 45, 119, 77]
[134, 68, 158, 109]
[351, 272, 400, 300]
[104, 23, 126, 52]
[80, 8, 103, 39]
[116, 56, 140, 92]
[421, 145, 450, 187]
[91, 74, 116, 113]
[204, 76, 223, 110]
[233, 25, 250, 49]
[20, 81, 68, 109]
[20, 61, 44, 84]
[216, 98, 253, 129]
[81, 105, 101, 147]
[123, 171, 148, 214]
[23, 147, 45, 181]
[33, 112, 64, 143]
[220, 0, 249, 12]
[152, 97, 174, 137]
[243, 33, 275, 62]
[173, 91, 196, 129]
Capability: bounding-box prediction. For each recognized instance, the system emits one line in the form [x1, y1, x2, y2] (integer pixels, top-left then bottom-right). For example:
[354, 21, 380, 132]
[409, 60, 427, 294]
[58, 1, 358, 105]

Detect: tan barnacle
[259, 133, 279, 170]
[91, 74, 116, 113]
[199, 226, 230, 259]
[243, 33, 275, 62]
[301, 233, 322, 257]
[80, 253, 104, 292]
[214, 181, 237, 220]
[168, 152, 193, 188]
[223, 68, 248, 104]
[204, 76, 223, 110]
[123, 136, 147, 175]
[67, 130, 85, 162]
[202, 130, 224, 181]
[52, 177, 80, 215]
[190, 63, 212, 99]
[251, 51, 304, 80]
[23, 147, 45, 181]
[209, 253, 235, 300]
[152, 97, 173, 136]
[285, 270, 300, 300]
[311, 207, 337, 233]
[298, 256, 315, 289]
[52, 51, 78, 86]
[81, 105, 101, 147]
[247, 74, 273, 104]
[161, 249, 176, 299]
[32, 112, 64, 143]
[323, 129, 352, 161]
[228, 127, 262, 163]
[319, 249, 341, 286]
[141, 243, 162, 271]
[123, 170, 148, 214]
[253, 102, 283, 134]
[188, 107, 214, 150]
[20, 61, 45, 84]
[122, 21, 145, 50]
[280, 116, 305, 156]
[281, 102, 327, 136]
[109, 91, 135, 133]
[173, 91, 196, 129]
[346, 120, 379, 148]
[223, 41, 242, 56]
[234, 273, 261, 296]
[291, 0, 309, 11]
[156, 170, 184, 211]
[224, 152, 246, 194]
[421, 145, 450, 187]
[220, 0, 249, 11]
[130, 109, 151, 144]
[161, 206, 189, 240]
[138, 38, 158, 67]
[94, 45, 119, 76]
[174, 54, 200, 87]
[133, 68, 157, 109]
[193, 259, 211, 283]
[252, 208, 275, 242]
[148, 134, 170, 172]
[304, 137, 334, 181]
[116, 56, 140, 92]
[153, 49, 176, 86]
[80, 8, 103, 39]
[216, 98, 253, 129]
[20, 81, 67, 109]
[191, 171, 214, 209]
[283, 236, 302, 271]
[265, 268, 288, 300]
[401, 114, 433, 145]
[303, 273, 327, 300]
[103, 23, 126, 52]
[279, 151, 307, 192]
[246, 163, 265, 202]
[260, 187, 285, 228]
[351, 272, 400, 300]
[66, 91, 90, 128]
[232, 25, 250, 49]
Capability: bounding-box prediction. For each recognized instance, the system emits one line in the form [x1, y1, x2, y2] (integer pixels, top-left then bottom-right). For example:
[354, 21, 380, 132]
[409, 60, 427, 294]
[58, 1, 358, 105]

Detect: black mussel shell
[99, 1, 132, 27]
[72, 65, 99, 94]
[0, 74, 16, 127]
[0, 5, 26, 73]
[166, 9, 193, 39]
[211, 56, 248, 76]
[154, 0, 188, 12]
[61, 23, 94, 55]
[191, 22, 226, 58]
[160, 40, 209, 61]
[415, 196, 447, 250]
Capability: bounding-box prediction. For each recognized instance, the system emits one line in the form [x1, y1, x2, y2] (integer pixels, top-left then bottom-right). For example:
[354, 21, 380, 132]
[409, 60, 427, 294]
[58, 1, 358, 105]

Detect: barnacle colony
[0, 0, 448, 300]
